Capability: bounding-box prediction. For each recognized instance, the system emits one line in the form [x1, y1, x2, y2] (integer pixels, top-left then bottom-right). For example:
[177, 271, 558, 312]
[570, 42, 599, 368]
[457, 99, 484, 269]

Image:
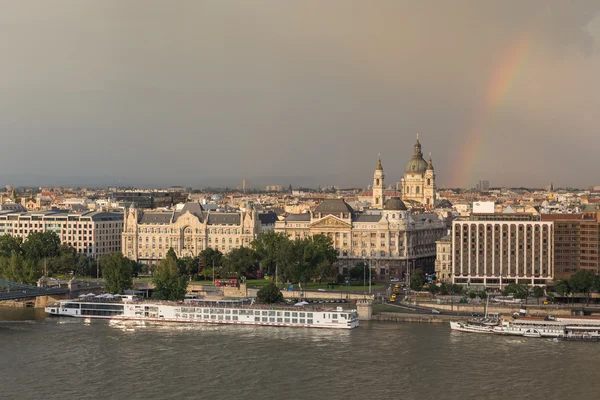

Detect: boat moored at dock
[45, 296, 359, 330]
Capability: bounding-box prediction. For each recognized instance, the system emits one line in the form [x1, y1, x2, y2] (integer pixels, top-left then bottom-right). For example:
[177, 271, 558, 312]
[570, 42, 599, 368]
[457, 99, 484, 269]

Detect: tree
[251, 231, 289, 276]
[100, 252, 133, 294]
[0, 234, 22, 258]
[0, 253, 42, 284]
[166, 247, 177, 261]
[198, 248, 223, 280]
[256, 282, 283, 304]
[153, 256, 188, 300]
[439, 282, 449, 295]
[22, 231, 60, 261]
[348, 264, 364, 281]
[502, 283, 528, 299]
[222, 247, 260, 279]
[410, 268, 425, 291]
[178, 256, 199, 277]
[428, 284, 440, 297]
[554, 279, 570, 299]
[532, 286, 545, 305]
[569, 270, 596, 304]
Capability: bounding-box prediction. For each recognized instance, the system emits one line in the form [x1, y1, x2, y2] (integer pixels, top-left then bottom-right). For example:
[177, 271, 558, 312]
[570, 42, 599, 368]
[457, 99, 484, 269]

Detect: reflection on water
[2, 309, 600, 400]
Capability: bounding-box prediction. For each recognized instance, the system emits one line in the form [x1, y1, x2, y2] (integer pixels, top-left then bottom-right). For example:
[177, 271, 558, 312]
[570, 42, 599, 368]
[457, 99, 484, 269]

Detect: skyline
[1, 1, 599, 188]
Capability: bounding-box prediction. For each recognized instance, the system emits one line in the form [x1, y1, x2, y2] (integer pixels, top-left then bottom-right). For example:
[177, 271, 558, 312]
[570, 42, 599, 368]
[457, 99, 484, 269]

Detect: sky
[1, 1, 599, 189]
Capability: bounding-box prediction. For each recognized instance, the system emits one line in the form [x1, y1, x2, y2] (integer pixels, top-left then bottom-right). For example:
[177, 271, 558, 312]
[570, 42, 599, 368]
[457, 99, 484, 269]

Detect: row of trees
[553, 270, 600, 304]
[0, 232, 97, 284]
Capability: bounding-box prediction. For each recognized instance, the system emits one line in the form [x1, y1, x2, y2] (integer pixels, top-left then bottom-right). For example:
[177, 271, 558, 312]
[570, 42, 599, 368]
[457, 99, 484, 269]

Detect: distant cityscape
[0, 135, 599, 291]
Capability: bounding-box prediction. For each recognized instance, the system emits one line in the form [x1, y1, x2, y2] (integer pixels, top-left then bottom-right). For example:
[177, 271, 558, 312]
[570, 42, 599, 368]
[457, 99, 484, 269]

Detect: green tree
[569, 270, 596, 304]
[502, 283, 528, 299]
[99, 252, 133, 294]
[256, 282, 283, 304]
[554, 279, 570, 298]
[178, 256, 199, 277]
[222, 247, 260, 279]
[532, 286, 545, 305]
[198, 248, 223, 280]
[0, 234, 22, 258]
[428, 284, 440, 297]
[468, 291, 477, 299]
[251, 231, 289, 276]
[166, 247, 177, 261]
[348, 264, 364, 281]
[410, 268, 425, 291]
[22, 231, 60, 261]
[153, 256, 188, 300]
[479, 290, 488, 300]
[439, 282, 449, 295]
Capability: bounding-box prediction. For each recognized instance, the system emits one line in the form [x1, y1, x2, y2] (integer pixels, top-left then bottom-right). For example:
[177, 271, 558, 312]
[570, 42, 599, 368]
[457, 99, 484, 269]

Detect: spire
[427, 152, 434, 170]
[413, 134, 422, 157]
[376, 153, 383, 171]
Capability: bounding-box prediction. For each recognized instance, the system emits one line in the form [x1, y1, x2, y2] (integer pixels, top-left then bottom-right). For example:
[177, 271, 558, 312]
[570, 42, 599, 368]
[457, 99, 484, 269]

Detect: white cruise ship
[45, 296, 359, 330]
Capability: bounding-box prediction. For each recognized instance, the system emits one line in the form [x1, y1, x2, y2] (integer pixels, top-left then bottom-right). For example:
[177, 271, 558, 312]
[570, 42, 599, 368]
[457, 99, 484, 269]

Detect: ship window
[225, 316, 230, 320]
[292, 319, 298, 323]
[255, 311, 260, 315]
[276, 312, 282, 316]
[218, 315, 223, 320]
[285, 318, 290, 323]
[268, 311, 276, 316]
[255, 317, 260, 322]
[233, 316, 238, 321]
[277, 318, 283, 322]
[300, 319, 306, 324]
[299, 312, 305, 317]
[262, 317, 268, 322]
[332, 314, 338, 319]
[211, 315, 216, 319]
[292, 312, 298, 317]
[284, 312, 290, 317]
[307, 313, 313, 318]
[225, 310, 231, 314]
[307, 319, 313, 324]
[232, 310, 238, 315]
[262, 311, 268, 316]
[269, 317, 275, 322]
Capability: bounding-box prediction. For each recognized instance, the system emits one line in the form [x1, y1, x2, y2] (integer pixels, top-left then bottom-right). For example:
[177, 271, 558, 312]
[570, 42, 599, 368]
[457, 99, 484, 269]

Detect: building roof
[437, 234, 451, 242]
[207, 213, 241, 225]
[353, 214, 382, 223]
[383, 197, 407, 211]
[174, 202, 204, 222]
[258, 212, 278, 225]
[139, 212, 173, 224]
[284, 213, 311, 222]
[313, 199, 354, 214]
[434, 199, 453, 209]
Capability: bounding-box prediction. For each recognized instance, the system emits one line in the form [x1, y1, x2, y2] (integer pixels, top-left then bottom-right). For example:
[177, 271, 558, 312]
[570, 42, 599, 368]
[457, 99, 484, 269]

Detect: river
[1, 308, 599, 400]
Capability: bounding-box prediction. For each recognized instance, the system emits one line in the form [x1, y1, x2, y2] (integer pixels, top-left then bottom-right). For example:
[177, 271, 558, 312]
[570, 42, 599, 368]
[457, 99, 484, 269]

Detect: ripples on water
[2, 309, 600, 400]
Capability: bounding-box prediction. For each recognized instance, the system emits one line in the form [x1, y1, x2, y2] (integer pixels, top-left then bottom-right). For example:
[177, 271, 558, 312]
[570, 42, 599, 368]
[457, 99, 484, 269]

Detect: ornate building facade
[274, 198, 447, 280]
[122, 202, 277, 264]
[399, 135, 436, 207]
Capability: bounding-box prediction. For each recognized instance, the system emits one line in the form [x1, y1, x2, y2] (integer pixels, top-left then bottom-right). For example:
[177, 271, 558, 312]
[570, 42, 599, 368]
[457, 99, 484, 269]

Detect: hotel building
[122, 202, 277, 264]
[452, 211, 554, 288]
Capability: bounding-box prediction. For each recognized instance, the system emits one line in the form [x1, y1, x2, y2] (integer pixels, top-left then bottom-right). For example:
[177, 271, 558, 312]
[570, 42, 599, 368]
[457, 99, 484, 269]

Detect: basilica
[362, 135, 436, 209]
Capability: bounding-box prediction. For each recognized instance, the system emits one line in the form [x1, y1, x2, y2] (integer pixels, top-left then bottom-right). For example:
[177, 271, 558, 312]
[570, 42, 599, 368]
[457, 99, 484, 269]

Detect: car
[431, 309, 441, 314]
[317, 288, 326, 292]
[390, 278, 400, 282]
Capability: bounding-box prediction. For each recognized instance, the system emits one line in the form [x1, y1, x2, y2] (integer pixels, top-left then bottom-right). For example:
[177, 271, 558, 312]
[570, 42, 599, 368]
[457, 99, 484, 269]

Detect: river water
[1, 308, 600, 400]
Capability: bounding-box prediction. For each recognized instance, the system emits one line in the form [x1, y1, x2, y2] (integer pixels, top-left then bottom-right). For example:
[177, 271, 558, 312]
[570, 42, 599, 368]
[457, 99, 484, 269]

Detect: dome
[383, 197, 407, 211]
[405, 157, 428, 174]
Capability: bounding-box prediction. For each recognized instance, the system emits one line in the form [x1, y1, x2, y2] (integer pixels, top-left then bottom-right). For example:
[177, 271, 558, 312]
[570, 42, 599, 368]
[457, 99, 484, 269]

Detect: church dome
[405, 134, 428, 174]
[405, 157, 428, 174]
[383, 197, 407, 211]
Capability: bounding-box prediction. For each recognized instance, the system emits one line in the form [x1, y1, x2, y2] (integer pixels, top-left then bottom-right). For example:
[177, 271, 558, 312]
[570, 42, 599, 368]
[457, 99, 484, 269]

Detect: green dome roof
[405, 157, 428, 174]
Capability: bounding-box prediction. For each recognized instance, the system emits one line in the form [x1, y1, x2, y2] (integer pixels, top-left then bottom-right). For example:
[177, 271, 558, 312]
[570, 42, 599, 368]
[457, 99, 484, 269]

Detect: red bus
[215, 279, 238, 287]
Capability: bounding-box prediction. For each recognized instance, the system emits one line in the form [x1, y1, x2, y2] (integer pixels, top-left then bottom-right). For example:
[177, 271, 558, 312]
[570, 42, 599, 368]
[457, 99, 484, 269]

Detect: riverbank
[372, 312, 469, 323]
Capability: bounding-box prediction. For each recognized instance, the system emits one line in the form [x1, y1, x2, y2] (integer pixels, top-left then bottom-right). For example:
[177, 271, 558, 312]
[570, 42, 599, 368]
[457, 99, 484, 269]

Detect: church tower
[423, 153, 436, 208]
[372, 154, 385, 209]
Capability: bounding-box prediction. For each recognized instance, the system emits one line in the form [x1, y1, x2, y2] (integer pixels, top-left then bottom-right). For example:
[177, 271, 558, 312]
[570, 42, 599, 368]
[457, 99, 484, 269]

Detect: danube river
[2, 308, 600, 400]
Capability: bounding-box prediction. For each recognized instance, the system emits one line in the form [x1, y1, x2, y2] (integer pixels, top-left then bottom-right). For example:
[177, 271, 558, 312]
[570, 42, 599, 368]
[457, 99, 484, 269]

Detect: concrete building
[122, 202, 277, 265]
[275, 198, 447, 280]
[0, 209, 123, 259]
[541, 208, 600, 279]
[435, 235, 452, 282]
[452, 210, 554, 288]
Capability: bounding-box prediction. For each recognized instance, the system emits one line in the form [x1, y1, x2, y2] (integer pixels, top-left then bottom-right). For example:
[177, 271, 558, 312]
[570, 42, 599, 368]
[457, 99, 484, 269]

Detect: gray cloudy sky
[1, 1, 599, 189]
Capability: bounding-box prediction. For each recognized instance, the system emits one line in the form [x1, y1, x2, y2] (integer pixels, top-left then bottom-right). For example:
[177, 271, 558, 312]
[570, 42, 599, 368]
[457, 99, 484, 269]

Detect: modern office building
[541, 208, 600, 279]
[0, 209, 123, 259]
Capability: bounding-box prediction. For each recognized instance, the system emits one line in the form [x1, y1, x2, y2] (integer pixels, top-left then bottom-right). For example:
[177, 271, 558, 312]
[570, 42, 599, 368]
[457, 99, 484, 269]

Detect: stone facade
[435, 235, 452, 282]
[275, 198, 447, 280]
[122, 202, 277, 264]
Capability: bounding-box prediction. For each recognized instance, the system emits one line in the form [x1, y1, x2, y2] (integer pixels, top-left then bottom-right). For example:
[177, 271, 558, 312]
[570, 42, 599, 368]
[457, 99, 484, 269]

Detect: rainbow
[452, 35, 534, 188]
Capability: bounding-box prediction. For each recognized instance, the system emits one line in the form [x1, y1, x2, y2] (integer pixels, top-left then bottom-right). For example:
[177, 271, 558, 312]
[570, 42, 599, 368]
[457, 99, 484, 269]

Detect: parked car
[431, 309, 441, 314]
[390, 278, 400, 282]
